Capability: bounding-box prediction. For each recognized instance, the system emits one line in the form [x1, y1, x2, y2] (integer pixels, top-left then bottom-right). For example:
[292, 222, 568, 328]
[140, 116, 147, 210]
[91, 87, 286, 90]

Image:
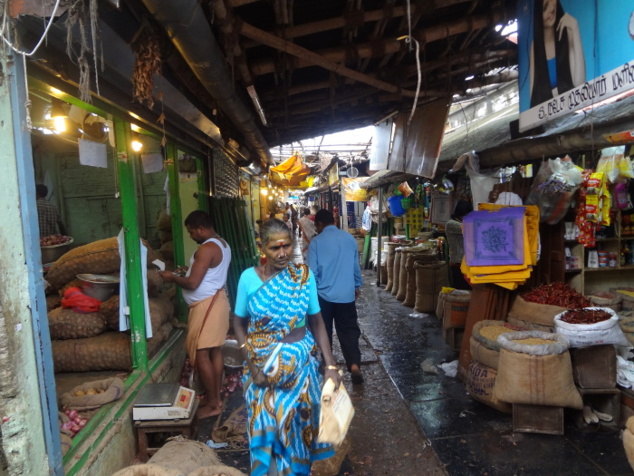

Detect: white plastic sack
[617, 355, 634, 389]
[554, 307, 629, 347]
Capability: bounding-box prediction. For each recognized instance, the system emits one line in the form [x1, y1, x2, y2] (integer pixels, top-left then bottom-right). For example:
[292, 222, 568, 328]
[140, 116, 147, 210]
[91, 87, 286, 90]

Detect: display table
[135, 399, 199, 462]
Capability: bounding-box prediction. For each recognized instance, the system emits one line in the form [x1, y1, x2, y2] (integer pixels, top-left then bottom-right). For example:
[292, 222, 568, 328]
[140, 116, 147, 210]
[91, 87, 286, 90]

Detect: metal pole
[377, 186, 383, 287]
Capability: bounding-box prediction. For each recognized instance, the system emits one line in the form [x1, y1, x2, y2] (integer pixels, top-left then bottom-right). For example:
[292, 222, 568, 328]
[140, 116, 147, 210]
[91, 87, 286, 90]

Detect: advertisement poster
[518, 0, 634, 132]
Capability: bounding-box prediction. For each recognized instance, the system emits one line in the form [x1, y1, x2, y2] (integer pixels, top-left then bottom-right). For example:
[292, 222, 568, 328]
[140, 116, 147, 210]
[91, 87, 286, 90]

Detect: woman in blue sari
[233, 219, 342, 476]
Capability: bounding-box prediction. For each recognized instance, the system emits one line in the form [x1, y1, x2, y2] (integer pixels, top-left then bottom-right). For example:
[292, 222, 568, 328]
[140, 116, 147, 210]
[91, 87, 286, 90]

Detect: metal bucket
[77, 274, 119, 301]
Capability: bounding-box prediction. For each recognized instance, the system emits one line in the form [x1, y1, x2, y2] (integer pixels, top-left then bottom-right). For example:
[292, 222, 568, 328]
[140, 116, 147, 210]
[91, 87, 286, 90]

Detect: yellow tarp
[270, 155, 311, 186]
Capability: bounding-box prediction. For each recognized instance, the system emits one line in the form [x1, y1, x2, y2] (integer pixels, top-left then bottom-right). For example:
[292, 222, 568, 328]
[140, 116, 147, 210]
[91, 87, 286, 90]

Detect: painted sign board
[518, 0, 634, 132]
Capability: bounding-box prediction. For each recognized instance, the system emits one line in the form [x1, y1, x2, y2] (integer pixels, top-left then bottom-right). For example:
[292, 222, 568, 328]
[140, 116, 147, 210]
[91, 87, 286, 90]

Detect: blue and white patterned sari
[242, 263, 334, 476]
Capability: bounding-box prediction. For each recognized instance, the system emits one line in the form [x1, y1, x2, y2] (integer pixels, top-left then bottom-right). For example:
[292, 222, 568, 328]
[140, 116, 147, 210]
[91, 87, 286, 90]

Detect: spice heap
[560, 308, 611, 324]
[522, 282, 591, 308]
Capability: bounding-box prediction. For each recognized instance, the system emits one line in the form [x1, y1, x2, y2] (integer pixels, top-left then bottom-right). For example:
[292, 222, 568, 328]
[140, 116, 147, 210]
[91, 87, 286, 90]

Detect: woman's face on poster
[542, 0, 557, 29]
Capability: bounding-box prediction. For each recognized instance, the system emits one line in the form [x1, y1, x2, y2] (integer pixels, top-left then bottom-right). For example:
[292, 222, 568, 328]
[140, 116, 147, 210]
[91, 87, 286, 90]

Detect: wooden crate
[512, 404, 564, 435]
[570, 345, 616, 389]
[579, 388, 620, 425]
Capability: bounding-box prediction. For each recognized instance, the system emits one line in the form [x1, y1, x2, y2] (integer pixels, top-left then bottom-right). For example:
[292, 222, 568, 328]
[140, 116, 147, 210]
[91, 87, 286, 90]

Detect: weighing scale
[133, 383, 195, 421]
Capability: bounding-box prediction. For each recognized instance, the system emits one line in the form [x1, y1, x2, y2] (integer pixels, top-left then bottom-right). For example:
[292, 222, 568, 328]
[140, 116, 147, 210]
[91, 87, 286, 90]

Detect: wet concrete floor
[200, 267, 633, 475]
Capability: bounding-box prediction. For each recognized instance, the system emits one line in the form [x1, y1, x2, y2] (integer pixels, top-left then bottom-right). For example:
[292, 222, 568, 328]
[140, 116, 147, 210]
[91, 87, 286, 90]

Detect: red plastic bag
[61, 287, 101, 313]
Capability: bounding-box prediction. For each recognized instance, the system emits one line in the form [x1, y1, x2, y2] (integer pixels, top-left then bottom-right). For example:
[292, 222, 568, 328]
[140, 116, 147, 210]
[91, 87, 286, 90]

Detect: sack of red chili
[554, 307, 628, 347]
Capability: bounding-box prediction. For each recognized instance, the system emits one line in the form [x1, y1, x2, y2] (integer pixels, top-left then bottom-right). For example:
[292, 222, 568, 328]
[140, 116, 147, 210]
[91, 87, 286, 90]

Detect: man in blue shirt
[308, 209, 364, 384]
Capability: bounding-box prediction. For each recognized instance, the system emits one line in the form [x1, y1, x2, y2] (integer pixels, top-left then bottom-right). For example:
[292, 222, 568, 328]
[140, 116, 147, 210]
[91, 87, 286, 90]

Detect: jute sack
[99, 295, 173, 332]
[188, 466, 247, 476]
[385, 242, 399, 292]
[507, 296, 566, 328]
[160, 241, 174, 261]
[435, 292, 445, 321]
[466, 361, 511, 414]
[46, 237, 163, 291]
[390, 250, 402, 296]
[413, 261, 448, 314]
[441, 290, 471, 329]
[472, 320, 525, 351]
[469, 336, 500, 370]
[623, 416, 634, 471]
[395, 252, 409, 301]
[59, 377, 125, 411]
[157, 208, 173, 232]
[48, 307, 107, 340]
[402, 255, 418, 307]
[148, 437, 220, 475]
[52, 322, 172, 372]
[46, 238, 120, 290]
[492, 331, 583, 409]
[112, 464, 181, 476]
[99, 295, 120, 330]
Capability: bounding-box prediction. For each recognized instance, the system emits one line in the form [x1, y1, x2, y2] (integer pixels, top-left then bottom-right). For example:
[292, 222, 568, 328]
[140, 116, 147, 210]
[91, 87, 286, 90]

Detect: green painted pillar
[196, 156, 208, 211]
[113, 119, 148, 370]
[165, 144, 187, 321]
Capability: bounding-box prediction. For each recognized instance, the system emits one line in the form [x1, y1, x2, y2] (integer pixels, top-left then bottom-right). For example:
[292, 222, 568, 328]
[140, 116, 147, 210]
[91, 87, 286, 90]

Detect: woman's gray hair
[260, 218, 293, 246]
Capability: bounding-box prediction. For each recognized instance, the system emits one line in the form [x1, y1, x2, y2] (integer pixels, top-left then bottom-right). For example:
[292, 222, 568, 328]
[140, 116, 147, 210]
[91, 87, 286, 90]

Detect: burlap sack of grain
[59, 377, 125, 411]
[385, 242, 399, 292]
[390, 250, 402, 296]
[395, 251, 409, 301]
[149, 295, 174, 332]
[441, 290, 471, 329]
[159, 230, 173, 244]
[46, 238, 120, 290]
[112, 464, 181, 476]
[466, 361, 511, 414]
[46, 237, 163, 291]
[160, 241, 174, 261]
[99, 295, 120, 330]
[147, 269, 165, 297]
[469, 336, 501, 370]
[52, 322, 172, 372]
[507, 296, 566, 328]
[472, 320, 525, 351]
[493, 331, 583, 409]
[157, 208, 172, 232]
[48, 307, 108, 340]
[47, 294, 61, 311]
[623, 417, 634, 471]
[148, 437, 220, 475]
[413, 261, 448, 313]
[188, 466, 247, 476]
[60, 278, 84, 295]
[402, 255, 419, 307]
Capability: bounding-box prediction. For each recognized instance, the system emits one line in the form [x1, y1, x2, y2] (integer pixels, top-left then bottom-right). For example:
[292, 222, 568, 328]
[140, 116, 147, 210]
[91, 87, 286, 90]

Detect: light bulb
[53, 116, 66, 133]
[131, 140, 143, 152]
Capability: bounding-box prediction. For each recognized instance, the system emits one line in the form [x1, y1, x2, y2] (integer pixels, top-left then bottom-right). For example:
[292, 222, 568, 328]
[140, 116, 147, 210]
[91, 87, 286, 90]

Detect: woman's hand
[557, 13, 578, 41]
[324, 368, 342, 389]
[252, 368, 269, 388]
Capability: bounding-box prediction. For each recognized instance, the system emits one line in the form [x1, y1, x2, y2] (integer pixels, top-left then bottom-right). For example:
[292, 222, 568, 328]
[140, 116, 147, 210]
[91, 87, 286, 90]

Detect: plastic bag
[61, 286, 102, 313]
[526, 156, 583, 225]
[554, 307, 629, 347]
[317, 376, 354, 446]
[597, 146, 633, 182]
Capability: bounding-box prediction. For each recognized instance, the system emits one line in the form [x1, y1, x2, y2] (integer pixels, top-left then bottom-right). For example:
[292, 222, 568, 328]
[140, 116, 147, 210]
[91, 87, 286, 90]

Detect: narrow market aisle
[356, 270, 634, 476]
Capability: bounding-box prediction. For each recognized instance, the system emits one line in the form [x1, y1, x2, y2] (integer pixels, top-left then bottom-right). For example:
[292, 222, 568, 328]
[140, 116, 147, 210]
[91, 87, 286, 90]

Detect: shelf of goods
[565, 210, 634, 295]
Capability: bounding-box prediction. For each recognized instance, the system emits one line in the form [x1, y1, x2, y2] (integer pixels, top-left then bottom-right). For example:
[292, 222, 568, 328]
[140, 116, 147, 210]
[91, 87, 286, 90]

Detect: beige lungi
[185, 289, 230, 364]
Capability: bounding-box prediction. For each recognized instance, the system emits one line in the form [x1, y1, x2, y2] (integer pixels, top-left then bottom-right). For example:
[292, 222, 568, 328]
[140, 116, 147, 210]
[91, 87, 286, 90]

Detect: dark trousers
[318, 297, 361, 370]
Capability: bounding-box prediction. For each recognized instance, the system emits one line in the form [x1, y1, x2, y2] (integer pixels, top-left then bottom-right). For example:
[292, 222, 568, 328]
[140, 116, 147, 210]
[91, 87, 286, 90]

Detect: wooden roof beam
[238, 21, 418, 97]
[249, 9, 508, 76]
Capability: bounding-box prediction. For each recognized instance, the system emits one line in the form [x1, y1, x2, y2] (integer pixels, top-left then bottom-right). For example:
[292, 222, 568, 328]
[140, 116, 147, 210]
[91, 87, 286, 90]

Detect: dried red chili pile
[522, 282, 591, 308]
[560, 308, 611, 324]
